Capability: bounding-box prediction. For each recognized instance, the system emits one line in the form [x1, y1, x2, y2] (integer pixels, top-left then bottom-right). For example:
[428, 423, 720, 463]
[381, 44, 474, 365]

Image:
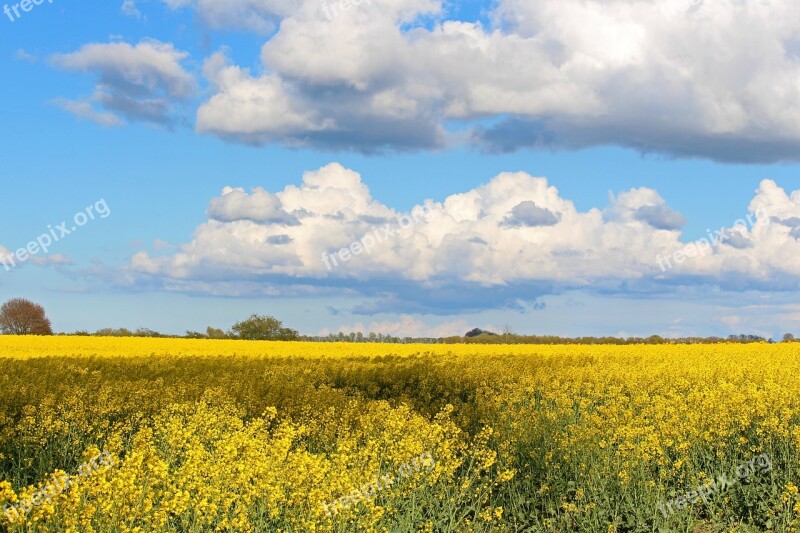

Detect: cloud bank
[125, 164, 800, 313]
[182, 0, 800, 161]
[50, 0, 800, 161]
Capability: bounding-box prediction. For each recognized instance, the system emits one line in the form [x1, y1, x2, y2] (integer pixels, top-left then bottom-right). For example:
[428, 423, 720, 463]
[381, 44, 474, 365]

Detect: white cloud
[51, 40, 195, 126]
[124, 164, 800, 313]
[502, 201, 560, 227]
[207, 186, 300, 225]
[30, 254, 74, 268]
[161, 0, 300, 33]
[51, 98, 122, 127]
[0, 244, 74, 271]
[121, 0, 142, 18]
[177, 0, 800, 160]
[197, 52, 330, 143]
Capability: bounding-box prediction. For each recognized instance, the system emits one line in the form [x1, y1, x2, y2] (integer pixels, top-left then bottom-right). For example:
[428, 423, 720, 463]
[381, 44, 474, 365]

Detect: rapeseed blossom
[0, 338, 797, 530]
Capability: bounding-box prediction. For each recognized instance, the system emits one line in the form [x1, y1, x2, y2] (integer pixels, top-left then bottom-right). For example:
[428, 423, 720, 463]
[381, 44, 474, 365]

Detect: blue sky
[1, 0, 799, 338]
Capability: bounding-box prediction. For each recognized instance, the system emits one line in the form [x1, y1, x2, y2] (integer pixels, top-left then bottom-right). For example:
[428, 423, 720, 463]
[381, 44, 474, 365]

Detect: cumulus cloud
[124, 164, 800, 313]
[773, 216, 800, 239]
[207, 186, 300, 225]
[266, 235, 293, 245]
[634, 205, 687, 231]
[50, 40, 195, 126]
[156, 0, 800, 161]
[721, 229, 753, 250]
[502, 201, 560, 227]
[196, 52, 333, 145]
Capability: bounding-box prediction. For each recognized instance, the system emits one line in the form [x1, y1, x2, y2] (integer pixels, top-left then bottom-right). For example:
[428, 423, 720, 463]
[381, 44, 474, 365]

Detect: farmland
[1, 338, 799, 532]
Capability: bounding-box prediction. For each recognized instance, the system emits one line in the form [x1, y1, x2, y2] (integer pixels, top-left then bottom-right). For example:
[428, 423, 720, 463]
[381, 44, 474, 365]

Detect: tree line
[0, 298, 797, 344]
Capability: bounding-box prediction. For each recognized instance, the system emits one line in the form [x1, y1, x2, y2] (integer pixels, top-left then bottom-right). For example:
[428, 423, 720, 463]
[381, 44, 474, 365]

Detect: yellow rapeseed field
[1, 337, 799, 532]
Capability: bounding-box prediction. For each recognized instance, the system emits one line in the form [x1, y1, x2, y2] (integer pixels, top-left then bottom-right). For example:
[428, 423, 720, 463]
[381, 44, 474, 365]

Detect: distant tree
[0, 298, 53, 335]
[727, 334, 767, 343]
[230, 314, 299, 341]
[94, 328, 134, 337]
[784, 333, 796, 342]
[206, 327, 228, 339]
[465, 328, 497, 338]
[135, 328, 167, 338]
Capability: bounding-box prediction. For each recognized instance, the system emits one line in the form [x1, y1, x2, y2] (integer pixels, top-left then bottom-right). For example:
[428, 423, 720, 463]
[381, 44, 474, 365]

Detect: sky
[0, 0, 799, 339]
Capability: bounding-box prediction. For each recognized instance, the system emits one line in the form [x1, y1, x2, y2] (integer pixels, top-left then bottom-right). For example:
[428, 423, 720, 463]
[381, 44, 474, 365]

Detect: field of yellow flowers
[1, 337, 799, 532]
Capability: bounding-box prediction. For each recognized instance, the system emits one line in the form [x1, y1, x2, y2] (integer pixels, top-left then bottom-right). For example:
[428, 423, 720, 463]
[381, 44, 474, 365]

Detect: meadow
[0, 337, 799, 532]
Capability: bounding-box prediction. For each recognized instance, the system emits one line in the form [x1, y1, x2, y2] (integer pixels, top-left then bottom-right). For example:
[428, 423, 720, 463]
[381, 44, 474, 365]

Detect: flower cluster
[3, 450, 115, 524]
[321, 451, 435, 516]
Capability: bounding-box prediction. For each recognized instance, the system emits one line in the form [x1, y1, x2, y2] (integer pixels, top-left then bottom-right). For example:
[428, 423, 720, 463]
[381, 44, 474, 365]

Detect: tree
[230, 314, 299, 341]
[0, 298, 53, 335]
[784, 333, 796, 342]
[206, 327, 228, 339]
[465, 328, 497, 338]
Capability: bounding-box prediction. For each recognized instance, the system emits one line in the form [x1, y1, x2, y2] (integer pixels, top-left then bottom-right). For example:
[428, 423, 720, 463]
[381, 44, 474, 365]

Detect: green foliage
[230, 314, 299, 341]
[465, 328, 497, 338]
[206, 327, 227, 339]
